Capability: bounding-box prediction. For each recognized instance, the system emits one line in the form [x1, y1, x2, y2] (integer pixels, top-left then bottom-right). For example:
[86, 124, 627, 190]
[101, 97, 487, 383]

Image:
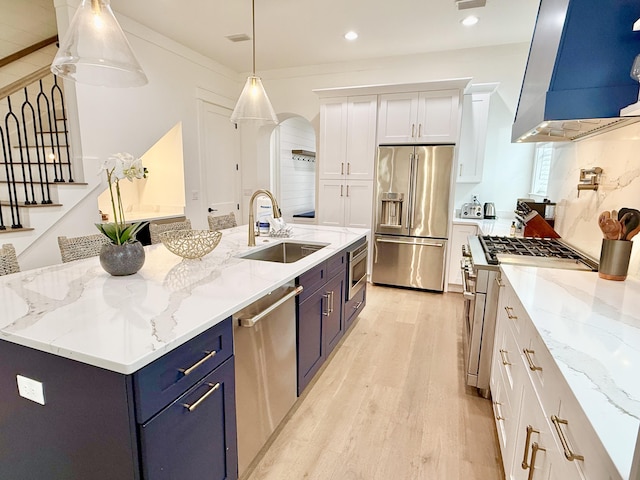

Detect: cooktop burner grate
[479, 236, 597, 270]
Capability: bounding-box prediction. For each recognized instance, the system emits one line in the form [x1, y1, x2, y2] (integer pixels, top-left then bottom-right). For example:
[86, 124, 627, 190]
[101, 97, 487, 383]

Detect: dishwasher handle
[239, 286, 303, 327]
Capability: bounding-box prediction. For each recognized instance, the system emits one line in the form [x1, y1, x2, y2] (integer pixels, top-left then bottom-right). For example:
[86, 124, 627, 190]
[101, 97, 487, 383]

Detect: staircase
[0, 42, 99, 268]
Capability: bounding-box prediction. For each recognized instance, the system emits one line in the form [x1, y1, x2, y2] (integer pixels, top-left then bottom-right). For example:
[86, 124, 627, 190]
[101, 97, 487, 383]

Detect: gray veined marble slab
[501, 264, 640, 480]
[0, 224, 368, 375]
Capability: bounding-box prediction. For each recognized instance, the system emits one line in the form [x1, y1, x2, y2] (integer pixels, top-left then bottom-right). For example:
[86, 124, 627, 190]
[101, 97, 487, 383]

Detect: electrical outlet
[16, 375, 45, 405]
[191, 190, 199, 201]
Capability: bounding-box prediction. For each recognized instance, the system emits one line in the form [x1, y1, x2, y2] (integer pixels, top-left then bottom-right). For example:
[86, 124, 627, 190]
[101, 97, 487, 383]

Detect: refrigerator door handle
[376, 237, 444, 248]
[408, 151, 418, 231]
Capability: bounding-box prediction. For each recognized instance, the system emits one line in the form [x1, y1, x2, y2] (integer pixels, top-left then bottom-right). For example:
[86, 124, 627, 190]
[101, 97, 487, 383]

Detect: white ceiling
[0, 0, 540, 74]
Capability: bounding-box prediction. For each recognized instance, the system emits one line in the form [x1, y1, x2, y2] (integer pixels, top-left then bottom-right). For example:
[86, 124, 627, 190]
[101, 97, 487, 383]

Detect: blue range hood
[512, 0, 640, 142]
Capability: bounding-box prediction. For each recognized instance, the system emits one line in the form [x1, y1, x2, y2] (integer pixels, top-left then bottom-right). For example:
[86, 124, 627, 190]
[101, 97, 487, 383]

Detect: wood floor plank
[245, 284, 504, 480]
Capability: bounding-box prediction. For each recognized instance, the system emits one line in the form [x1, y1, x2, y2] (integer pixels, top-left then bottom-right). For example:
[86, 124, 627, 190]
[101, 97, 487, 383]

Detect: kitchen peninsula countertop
[501, 265, 640, 479]
[0, 225, 368, 375]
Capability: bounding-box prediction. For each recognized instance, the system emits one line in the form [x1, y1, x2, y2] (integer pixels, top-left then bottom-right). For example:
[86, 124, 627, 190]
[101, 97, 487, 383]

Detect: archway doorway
[270, 116, 316, 223]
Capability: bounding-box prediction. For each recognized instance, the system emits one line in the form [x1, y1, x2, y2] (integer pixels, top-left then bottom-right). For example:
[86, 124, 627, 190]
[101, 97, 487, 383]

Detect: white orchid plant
[96, 152, 149, 245]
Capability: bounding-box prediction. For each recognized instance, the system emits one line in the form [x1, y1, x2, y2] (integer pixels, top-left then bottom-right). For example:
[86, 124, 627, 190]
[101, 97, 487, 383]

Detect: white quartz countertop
[0, 225, 368, 375]
[500, 265, 640, 479]
[453, 216, 514, 237]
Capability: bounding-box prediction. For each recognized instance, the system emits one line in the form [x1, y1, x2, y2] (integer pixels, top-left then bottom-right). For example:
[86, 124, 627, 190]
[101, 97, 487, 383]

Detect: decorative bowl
[159, 229, 222, 259]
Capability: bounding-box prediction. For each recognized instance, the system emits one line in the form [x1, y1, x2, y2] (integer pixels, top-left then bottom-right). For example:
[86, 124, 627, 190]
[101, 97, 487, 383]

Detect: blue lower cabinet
[344, 282, 366, 331]
[323, 273, 345, 357]
[140, 357, 238, 480]
[297, 290, 325, 395]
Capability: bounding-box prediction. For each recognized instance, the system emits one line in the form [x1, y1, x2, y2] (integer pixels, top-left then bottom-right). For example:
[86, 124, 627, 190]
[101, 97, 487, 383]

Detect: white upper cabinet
[319, 95, 377, 181]
[377, 90, 460, 144]
[456, 84, 497, 184]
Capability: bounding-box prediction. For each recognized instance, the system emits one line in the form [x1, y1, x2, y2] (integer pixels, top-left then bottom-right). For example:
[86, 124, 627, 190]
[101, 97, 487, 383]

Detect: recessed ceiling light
[344, 31, 358, 41]
[461, 15, 479, 26]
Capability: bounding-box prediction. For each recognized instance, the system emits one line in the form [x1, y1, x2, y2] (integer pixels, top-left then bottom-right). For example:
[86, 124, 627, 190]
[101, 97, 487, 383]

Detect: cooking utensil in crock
[598, 211, 622, 240]
[626, 222, 640, 241]
[620, 211, 640, 240]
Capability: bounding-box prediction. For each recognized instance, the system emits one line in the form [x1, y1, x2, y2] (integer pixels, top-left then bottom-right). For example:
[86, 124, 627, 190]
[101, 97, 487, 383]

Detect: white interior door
[199, 101, 240, 218]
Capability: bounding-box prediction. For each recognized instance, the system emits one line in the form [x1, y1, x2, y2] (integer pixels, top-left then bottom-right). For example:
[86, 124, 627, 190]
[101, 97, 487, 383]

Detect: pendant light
[51, 0, 147, 88]
[230, 0, 278, 125]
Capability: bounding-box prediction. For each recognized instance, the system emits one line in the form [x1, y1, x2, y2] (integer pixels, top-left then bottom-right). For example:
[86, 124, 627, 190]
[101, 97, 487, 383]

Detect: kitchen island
[0, 224, 368, 480]
[498, 265, 640, 480]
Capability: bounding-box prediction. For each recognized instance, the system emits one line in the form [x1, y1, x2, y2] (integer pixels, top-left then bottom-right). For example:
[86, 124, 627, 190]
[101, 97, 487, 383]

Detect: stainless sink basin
[239, 241, 328, 263]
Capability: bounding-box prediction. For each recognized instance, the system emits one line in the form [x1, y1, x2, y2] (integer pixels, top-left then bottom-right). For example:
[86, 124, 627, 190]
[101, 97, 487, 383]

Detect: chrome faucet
[248, 189, 282, 246]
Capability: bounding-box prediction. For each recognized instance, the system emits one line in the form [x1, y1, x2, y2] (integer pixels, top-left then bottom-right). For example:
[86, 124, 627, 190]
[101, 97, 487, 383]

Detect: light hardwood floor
[245, 284, 504, 480]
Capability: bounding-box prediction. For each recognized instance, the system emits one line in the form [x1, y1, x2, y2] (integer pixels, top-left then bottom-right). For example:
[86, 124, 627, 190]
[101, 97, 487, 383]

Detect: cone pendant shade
[51, 0, 147, 87]
[230, 75, 278, 124]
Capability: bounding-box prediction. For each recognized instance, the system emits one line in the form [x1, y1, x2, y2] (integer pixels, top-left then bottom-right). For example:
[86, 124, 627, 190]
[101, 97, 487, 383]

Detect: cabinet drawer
[134, 317, 233, 423]
[327, 250, 346, 279]
[297, 261, 327, 302]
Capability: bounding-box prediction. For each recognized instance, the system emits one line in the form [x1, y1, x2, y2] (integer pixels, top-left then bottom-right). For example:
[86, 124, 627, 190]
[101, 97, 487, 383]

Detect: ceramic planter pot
[99, 241, 145, 276]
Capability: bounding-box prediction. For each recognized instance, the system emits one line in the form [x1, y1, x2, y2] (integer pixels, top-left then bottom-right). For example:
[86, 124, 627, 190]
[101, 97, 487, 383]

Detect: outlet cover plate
[16, 375, 45, 405]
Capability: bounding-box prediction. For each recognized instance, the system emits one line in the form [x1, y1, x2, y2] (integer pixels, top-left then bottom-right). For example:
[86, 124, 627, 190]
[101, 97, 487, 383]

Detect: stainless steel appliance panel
[374, 146, 413, 236]
[347, 241, 368, 300]
[372, 235, 446, 291]
[233, 284, 299, 477]
[410, 145, 453, 238]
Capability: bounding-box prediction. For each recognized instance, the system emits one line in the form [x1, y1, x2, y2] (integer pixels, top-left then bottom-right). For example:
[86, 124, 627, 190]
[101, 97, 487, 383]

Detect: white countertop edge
[0, 225, 369, 375]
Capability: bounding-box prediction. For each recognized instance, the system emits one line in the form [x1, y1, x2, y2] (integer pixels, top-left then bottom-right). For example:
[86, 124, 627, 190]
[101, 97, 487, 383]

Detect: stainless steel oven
[347, 241, 368, 300]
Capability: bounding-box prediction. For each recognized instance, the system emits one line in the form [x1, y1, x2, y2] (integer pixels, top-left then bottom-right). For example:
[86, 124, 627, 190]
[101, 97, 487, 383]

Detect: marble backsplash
[546, 121, 640, 278]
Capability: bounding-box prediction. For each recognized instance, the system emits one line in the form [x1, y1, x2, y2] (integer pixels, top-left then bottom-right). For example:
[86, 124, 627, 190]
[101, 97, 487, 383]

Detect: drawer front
[134, 317, 233, 423]
[344, 281, 366, 331]
[327, 249, 347, 279]
[297, 260, 327, 302]
[521, 327, 560, 413]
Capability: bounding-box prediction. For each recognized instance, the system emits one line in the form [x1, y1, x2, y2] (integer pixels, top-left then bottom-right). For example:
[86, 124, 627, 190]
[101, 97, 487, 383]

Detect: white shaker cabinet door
[317, 180, 346, 227]
[318, 99, 348, 180]
[345, 96, 377, 181]
[344, 181, 373, 229]
[416, 90, 460, 144]
[377, 92, 420, 144]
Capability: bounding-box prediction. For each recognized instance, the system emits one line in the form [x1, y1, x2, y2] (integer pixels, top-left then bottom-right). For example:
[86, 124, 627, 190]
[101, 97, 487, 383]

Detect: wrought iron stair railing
[0, 65, 73, 231]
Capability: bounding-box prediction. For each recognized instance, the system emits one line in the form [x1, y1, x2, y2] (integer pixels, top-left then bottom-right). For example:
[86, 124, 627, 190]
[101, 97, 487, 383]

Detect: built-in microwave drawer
[133, 317, 233, 423]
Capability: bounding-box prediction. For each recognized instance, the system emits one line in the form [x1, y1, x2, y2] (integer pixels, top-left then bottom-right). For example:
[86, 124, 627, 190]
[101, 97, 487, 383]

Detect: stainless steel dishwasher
[233, 282, 302, 477]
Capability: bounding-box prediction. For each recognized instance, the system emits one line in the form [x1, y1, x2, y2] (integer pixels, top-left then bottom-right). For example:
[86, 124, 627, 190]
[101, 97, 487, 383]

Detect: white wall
[546, 122, 640, 277]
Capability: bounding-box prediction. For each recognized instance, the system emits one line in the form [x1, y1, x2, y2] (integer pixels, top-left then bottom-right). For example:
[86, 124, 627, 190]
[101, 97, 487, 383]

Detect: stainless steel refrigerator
[371, 145, 453, 291]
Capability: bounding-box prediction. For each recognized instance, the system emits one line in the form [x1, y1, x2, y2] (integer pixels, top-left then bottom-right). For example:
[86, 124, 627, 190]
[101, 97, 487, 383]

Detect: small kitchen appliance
[461, 203, 483, 219]
[483, 202, 496, 219]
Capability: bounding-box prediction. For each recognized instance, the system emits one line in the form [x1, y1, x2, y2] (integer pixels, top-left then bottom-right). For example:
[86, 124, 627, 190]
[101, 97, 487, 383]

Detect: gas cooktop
[479, 236, 598, 271]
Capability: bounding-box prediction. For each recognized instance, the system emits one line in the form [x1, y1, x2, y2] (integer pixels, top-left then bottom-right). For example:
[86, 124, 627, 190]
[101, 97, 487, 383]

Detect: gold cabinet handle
[346, 185, 350, 197]
[411, 123, 415, 137]
[499, 349, 512, 366]
[493, 401, 504, 421]
[347, 162, 351, 175]
[353, 301, 363, 310]
[523, 349, 542, 372]
[521, 425, 539, 469]
[527, 442, 546, 480]
[505, 306, 517, 320]
[418, 123, 422, 138]
[551, 415, 585, 462]
[341, 162, 344, 175]
[495, 277, 504, 288]
[182, 382, 220, 412]
[340, 185, 344, 197]
[179, 350, 217, 376]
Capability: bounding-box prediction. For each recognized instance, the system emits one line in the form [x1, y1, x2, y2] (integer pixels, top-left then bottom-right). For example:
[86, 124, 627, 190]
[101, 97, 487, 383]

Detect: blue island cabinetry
[0, 317, 237, 480]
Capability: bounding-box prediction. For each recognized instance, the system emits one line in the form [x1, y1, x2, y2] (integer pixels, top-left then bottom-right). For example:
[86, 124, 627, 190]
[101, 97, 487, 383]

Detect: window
[530, 142, 553, 196]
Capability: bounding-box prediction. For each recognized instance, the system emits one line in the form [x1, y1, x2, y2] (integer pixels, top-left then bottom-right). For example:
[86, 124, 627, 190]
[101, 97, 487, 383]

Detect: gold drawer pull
[493, 401, 504, 421]
[551, 415, 585, 462]
[527, 442, 546, 480]
[180, 350, 217, 376]
[523, 349, 542, 372]
[521, 425, 539, 469]
[499, 349, 512, 366]
[505, 306, 518, 320]
[182, 382, 220, 412]
[495, 277, 504, 287]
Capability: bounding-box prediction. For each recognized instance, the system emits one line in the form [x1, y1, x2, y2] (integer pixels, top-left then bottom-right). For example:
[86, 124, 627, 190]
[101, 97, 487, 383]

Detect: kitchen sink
[239, 241, 328, 263]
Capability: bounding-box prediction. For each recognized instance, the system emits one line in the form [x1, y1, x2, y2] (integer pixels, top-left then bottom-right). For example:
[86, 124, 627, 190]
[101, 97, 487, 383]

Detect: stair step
[0, 227, 35, 234]
[0, 161, 71, 165]
[0, 201, 62, 208]
[0, 180, 87, 185]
